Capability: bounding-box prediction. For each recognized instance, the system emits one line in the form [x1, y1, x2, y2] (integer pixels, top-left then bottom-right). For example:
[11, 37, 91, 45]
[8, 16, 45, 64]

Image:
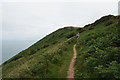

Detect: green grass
[75, 15, 120, 79]
[2, 15, 120, 79]
[2, 27, 78, 78]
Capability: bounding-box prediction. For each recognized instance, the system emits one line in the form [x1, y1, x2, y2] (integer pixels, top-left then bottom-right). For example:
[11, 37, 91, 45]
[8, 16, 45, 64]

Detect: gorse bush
[2, 15, 119, 79]
[105, 20, 114, 26]
[15, 38, 75, 78]
[2, 27, 78, 78]
[75, 15, 120, 79]
[66, 32, 75, 39]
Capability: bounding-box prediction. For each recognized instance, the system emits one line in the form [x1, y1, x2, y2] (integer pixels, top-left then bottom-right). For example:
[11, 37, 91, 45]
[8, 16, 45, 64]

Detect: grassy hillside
[75, 15, 120, 79]
[2, 27, 79, 78]
[2, 15, 120, 79]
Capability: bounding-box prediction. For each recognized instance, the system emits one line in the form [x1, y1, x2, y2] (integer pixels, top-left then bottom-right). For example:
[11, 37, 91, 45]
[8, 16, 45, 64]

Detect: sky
[0, 2, 2, 66]
[0, 0, 119, 65]
[118, 1, 120, 15]
[1, 0, 119, 41]
[2, 0, 120, 2]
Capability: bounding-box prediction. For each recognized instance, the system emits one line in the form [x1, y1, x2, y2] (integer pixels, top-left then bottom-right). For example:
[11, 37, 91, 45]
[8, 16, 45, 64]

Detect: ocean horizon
[1, 40, 36, 64]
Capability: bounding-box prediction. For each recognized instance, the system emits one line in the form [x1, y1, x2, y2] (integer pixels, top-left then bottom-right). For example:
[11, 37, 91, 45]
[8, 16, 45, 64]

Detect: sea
[1, 40, 36, 64]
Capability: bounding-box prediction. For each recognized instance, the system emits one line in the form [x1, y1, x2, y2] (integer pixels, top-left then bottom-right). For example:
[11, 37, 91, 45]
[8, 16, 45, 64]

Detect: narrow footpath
[67, 44, 77, 79]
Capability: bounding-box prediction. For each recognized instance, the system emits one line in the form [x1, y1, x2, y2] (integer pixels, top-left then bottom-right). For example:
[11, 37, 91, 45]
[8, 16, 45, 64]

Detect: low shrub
[105, 20, 114, 26]
[66, 33, 75, 39]
[42, 44, 49, 48]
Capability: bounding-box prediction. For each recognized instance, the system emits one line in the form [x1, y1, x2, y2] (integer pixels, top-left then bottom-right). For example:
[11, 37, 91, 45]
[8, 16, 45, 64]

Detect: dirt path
[67, 44, 77, 79]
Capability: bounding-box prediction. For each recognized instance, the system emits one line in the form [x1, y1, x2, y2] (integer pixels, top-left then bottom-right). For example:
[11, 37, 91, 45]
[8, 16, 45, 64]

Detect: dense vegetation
[1, 15, 120, 79]
[75, 15, 120, 79]
[2, 27, 79, 78]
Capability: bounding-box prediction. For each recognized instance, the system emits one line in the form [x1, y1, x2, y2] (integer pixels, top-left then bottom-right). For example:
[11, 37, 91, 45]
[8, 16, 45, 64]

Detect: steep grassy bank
[2, 15, 120, 79]
[75, 15, 120, 79]
[2, 27, 79, 78]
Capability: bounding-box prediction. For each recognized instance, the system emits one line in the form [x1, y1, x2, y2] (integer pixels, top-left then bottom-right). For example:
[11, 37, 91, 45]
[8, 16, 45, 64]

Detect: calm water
[1, 40, 36, 64]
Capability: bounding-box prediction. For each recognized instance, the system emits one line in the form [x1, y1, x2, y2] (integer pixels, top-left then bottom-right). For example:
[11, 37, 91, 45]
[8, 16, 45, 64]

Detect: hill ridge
[2, 15, 120, 79]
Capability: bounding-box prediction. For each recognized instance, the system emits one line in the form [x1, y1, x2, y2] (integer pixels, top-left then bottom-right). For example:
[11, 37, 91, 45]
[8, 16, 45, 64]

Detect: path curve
[67, 44, 77, 79]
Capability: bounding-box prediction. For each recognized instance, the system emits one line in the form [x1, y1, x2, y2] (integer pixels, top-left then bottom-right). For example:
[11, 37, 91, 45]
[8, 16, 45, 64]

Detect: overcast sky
[2, 0, 119, 41]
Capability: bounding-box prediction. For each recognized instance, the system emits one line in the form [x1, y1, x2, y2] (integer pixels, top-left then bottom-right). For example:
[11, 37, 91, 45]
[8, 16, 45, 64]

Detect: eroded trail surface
[67, 44, 77, 79]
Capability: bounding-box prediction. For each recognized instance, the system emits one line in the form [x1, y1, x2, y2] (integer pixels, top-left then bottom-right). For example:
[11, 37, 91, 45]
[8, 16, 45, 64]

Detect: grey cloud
[2, 2, 118, 40]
